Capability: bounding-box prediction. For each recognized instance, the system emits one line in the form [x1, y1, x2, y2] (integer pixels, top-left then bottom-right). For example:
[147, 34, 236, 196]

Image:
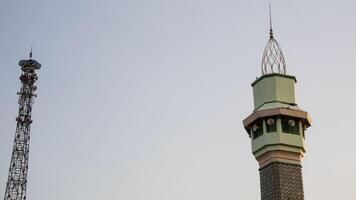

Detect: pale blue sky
[1, 0, 356, 199]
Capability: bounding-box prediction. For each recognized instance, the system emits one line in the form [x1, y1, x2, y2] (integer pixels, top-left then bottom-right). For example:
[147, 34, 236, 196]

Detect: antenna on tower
[29, 44, 33, 59]
[269, 3, 273, 38]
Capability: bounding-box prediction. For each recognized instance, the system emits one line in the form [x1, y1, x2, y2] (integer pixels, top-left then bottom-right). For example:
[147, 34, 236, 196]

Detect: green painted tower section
[242, 11, 312, 200]
[252, 74, 297, 111]
[247, 73, 310, 162]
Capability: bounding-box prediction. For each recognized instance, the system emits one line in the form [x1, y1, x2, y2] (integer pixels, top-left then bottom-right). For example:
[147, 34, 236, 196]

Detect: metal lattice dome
[261, 30, 286, 75]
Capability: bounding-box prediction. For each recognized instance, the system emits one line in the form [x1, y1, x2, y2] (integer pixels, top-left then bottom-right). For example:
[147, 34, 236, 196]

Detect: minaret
[4, 49, 41, 200]
[242, 6, 312, 200]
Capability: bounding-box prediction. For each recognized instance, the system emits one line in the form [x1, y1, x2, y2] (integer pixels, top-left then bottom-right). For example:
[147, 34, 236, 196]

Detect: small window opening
[266, 117, 277, 132]
[282, 117, 299, 134]
[252, 120, 263, 139]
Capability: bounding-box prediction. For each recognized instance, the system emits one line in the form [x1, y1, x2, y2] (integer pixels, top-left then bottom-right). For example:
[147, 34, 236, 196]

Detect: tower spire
[269, 3, 273, 38]
[29, 45, 33, 59]
[261, 4, 287, 75]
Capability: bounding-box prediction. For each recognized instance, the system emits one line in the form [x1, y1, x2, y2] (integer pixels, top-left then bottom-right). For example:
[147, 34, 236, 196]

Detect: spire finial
[261, 3, 287, 75]
[29, 44, 33, 59]
[269, 3, 273, 38]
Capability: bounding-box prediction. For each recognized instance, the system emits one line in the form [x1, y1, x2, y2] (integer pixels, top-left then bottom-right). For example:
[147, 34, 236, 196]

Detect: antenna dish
[267, 118, 275, 125]
[288, 119, 296, 127]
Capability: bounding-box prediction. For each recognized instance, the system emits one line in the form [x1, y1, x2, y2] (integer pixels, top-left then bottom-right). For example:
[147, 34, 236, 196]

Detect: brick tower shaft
[260, 163, 304, 200]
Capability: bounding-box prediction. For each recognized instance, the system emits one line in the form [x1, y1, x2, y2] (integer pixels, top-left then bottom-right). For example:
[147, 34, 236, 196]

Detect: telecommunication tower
[4, 51, 41, 200]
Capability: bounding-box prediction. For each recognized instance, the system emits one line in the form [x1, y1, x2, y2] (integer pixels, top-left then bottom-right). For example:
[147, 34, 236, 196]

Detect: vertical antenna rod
[29, 45, 33, 59]
[3, 52, 41, 200]
[269, 3, 273, 38]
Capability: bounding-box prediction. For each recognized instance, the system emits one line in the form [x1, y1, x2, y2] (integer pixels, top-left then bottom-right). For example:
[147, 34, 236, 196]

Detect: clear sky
[1, 0, 356, 199]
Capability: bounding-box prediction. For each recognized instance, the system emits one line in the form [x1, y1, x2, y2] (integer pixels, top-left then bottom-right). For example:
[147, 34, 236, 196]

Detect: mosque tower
[242, 6, 312, 200]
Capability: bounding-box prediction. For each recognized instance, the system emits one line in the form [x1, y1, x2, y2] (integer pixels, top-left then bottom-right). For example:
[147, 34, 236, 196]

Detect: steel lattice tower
[4, 52, 41, 200]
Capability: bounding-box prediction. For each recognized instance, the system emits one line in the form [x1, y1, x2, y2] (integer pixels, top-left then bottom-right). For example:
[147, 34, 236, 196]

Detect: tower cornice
[251, 73, 297, 87]
[242, 107, 312, 133]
